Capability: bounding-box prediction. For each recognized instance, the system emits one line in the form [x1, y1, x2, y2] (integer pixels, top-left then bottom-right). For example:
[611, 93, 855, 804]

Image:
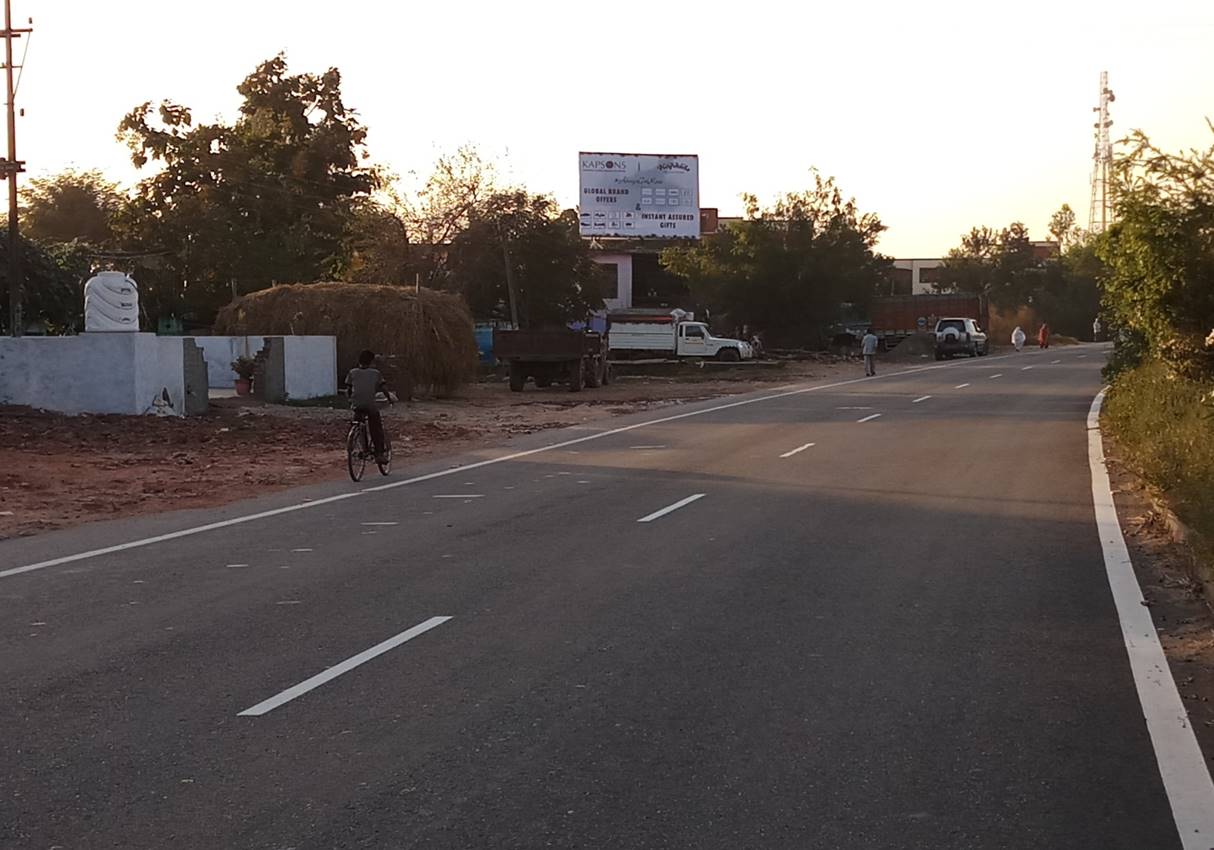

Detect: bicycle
[346, 392, 393, 482]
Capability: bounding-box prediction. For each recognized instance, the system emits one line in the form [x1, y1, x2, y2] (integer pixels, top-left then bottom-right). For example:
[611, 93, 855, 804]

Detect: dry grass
[989, 305, 1039, 342]
[214, 283, 478, 394]
[1104, 362, 1214, 554]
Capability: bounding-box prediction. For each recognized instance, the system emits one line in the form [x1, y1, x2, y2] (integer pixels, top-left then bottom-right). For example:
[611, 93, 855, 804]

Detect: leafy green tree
[1047, 203, 1080, 251]
[1099, 126, 1214, 378]
[1035, 238, 1102, 339]
[446, 190, 603, 327]
[21, 169, 123, 246]
[661, 173, 888, 346]
[401, 146, 498, 287]
[342, 196, 411, 285]
[0, 238, 93, 333]
[938, 221, 1040, 309]
[115, 54, 379, 324]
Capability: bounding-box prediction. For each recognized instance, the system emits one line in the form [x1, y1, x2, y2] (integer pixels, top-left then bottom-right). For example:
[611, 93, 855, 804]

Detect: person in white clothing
[861, 328, 879, 376]
[1011, 326, 1026, 352]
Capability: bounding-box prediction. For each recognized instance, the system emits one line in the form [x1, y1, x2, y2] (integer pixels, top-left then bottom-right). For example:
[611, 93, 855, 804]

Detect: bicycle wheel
[377, 432, 392, 476]
[347, 424, 367, 482]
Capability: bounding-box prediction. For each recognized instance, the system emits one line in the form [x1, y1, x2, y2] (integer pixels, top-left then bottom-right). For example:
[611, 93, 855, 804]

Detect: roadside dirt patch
[0, 359, 857, 540]
[1107, 450, 1214, 772]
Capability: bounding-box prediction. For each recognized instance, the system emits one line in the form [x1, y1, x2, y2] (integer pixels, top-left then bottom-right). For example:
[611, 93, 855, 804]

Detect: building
[889, 259, 945, 295]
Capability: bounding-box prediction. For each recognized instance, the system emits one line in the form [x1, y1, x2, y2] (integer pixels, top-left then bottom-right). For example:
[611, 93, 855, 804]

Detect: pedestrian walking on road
[1012, 326, 1026, 352]
[1038, 322, 1051, 350]
[861, 328, 879, 377]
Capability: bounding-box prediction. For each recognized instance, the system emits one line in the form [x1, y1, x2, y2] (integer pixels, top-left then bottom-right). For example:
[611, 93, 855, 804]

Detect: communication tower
[1088, 71, 1116, 233]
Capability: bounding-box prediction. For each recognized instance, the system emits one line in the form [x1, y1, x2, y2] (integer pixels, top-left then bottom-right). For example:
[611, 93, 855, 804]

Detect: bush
[1103, 361, 1214, 541]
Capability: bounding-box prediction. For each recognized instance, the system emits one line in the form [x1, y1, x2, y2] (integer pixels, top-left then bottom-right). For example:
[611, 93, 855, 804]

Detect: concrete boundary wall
[0, 333, 189, 416]
[193, 335, 335, 398]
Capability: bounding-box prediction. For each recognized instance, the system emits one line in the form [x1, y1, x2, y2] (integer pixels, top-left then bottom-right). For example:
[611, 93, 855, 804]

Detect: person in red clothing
[1038, 322, 1050, 349]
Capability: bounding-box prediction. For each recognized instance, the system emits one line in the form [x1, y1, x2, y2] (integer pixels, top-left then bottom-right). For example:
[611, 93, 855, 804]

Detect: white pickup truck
[609, 320, 754, 361]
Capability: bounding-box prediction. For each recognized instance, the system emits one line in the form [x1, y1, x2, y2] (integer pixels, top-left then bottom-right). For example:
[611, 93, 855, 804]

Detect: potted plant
[231, 356, 256, 396]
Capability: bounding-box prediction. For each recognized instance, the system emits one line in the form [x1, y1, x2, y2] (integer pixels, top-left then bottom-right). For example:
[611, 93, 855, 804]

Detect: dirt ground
[0, 358, 855, 540]
[1107, 448, 1214, 771]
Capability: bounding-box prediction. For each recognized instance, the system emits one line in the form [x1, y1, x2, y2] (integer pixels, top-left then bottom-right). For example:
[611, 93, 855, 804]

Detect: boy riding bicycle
[343, 349, 393, 463]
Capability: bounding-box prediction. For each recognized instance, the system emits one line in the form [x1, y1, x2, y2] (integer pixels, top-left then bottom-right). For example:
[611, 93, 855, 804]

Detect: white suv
[935, 318, 989, 359]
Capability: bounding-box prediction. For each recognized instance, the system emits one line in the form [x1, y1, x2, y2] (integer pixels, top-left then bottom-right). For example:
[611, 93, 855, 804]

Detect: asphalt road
[0, 344, 1197, 849]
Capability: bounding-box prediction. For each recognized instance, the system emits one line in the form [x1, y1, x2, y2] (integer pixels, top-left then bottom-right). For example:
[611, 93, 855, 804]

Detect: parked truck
[869, 294, 990, 349]
[493, 328, 610, 392]
[608, 314, 753, 361]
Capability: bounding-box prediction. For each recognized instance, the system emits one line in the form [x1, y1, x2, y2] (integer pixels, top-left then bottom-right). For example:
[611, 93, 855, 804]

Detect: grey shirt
[346, 367, 383, 409]
[861, 333, 879, 355]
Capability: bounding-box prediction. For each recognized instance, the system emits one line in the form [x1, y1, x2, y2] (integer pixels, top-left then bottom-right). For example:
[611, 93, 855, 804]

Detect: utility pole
[496, 219, 521, 329]
[2, 0, 30, 337]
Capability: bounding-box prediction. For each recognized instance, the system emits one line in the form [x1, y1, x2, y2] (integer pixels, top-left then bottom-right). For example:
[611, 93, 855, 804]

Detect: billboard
[578, 152, 700, 239]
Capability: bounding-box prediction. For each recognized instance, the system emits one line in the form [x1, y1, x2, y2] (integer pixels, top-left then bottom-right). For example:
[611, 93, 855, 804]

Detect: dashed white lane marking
[1087, 389, 1214, 847]
[912, 395, 932, 404]
[954, 383, 971, 389]
[432, 494, 484, 499]
[1052, 359, 1062, 364]
[291, 548, 312, 553]
[836, 406, 873, 410]
[1078, 354, 1088, 358]
[630, 445, 667, 450]
[989, 374, 1003, 379]
[361, 521, 398, 526]
[779, 442, 816, 458]
[275, 600, 302, 606]
[1021, 366, 1034, 371]
[637, 494, 706, 523]
[856, 413, 883, 423]
[225, 564, 249, 569]
[0, 350, 1036, 580]
[237, 616, 452, 717]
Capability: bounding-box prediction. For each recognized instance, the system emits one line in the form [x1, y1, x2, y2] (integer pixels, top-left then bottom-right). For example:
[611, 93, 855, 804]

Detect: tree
[1047, 203, 1079, 251]
[342, 196, 411, 285]
[446, 190, 603, 327]
[661, 173, 888, 347]
[21, 169, 124, 246]
[115, 54, 379, 323]
[0, 238, 92, 334]
[938, 221, 1041, 310]
[400, 146, 498, 287]
[1099, 125, 1214, 378]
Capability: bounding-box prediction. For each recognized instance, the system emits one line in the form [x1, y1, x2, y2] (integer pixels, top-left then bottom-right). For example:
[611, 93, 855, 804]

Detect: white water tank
[84, 272, 140, 332]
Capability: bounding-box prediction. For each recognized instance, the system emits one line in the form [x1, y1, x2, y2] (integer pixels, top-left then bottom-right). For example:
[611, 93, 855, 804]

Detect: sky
[9, 0, 1214, 257]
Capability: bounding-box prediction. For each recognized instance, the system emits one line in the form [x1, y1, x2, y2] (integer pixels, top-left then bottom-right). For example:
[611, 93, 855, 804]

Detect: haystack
[214, 283, 478, 395]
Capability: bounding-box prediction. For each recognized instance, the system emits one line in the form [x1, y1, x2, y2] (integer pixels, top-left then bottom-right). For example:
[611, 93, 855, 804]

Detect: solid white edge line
[1087, 389, 1214, 848]
[856, 413, 882, 423]
[779, 442, 816, 459]
[237, 616, 452, 717]
[637, 493, 706, 523]
[0, 348, 1038, 580]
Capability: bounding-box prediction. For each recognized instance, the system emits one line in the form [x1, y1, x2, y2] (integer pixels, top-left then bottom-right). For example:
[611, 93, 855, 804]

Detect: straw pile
[214, 283, 478, 395]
